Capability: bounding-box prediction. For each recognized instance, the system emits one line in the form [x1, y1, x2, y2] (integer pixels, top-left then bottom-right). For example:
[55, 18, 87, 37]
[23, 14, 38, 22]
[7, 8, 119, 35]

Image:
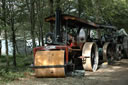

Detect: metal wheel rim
[82, 42, 99, 72]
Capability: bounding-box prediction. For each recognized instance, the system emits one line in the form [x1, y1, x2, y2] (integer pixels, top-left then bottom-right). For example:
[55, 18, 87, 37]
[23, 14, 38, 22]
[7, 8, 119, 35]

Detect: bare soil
[3, 59, 128, 85]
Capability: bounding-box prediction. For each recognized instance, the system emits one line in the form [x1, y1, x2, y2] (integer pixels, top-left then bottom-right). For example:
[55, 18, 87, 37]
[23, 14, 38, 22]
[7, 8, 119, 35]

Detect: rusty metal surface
[34, 50, 65, 77]
[82, 42, 99, 72]
[45, 14, 98, 28]
[103, 42, 110, 62]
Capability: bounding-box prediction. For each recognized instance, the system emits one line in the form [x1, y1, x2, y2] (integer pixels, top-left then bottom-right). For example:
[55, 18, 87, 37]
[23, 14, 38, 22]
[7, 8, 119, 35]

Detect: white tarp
[118, 29, 128, 36]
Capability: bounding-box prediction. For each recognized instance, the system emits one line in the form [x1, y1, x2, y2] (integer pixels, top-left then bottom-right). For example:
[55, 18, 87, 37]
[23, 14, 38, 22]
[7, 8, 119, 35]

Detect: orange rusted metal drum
[34, 50, 65, 77]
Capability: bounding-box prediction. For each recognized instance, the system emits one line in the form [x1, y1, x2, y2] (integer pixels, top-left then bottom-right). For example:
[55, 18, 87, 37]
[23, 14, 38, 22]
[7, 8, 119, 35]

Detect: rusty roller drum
[103, 42, 110, 62]
[103, 42, 115, 64]
[34, 50, 65, 77]
[82, 42, 99, 72]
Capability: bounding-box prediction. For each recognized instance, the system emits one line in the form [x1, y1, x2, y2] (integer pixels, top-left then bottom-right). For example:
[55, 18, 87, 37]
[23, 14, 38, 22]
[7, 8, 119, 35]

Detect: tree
[78, 0, 82, 17]
[8, 0, 17, 66]
[49, 0, 54, 32]
[36, 0, 44, 46]
[56, 0, 60, 9]
[2, 0, 9, 66]
[26, 0, 36, 48]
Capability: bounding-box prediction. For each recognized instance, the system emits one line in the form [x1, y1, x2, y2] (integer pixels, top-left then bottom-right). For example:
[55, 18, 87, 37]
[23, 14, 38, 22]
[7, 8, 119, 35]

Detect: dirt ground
[3, 59, 128, 85]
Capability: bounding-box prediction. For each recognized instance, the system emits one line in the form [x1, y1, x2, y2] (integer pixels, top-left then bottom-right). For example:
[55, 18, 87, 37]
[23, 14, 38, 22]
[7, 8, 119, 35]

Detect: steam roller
[31, 8, 123, 77]
[34, 50, 65, 77]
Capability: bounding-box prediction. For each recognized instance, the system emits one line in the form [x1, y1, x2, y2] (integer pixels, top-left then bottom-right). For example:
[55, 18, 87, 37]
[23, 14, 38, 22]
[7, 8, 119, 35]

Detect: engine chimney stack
[55, 8, 62, 43]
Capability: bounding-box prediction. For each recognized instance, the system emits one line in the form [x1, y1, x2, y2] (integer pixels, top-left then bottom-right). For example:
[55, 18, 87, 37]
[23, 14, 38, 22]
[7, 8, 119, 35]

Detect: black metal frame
[30, 65, 66, 68]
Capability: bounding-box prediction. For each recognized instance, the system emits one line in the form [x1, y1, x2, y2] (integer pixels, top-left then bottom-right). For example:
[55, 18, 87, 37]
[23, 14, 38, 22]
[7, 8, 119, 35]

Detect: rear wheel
[103, 42, 115, 64]
[82, 42, 99, 72]
[123, 37, 128, 58]
[115, 44, 123, 60]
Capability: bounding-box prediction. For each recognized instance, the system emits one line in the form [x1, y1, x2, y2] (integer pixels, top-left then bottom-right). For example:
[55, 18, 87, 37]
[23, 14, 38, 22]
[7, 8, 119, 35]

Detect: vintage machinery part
[46, 33, 55, 44]
[77, 28, 86, 43]
[103, 42, 110, 62]
[103, 42, 115, 63]
[34, 50, 65, 77]
[123, 36, 128, 58]
[82, 42, 99, 72]
[115, 44, 123, 60]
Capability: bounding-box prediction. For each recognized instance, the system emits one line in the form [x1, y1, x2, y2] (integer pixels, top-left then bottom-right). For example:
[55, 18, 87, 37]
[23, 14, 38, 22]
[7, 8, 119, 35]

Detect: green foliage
[0, 0, 127, 39]
[0, 69, 24, 82]
[0, 55, 33, 82]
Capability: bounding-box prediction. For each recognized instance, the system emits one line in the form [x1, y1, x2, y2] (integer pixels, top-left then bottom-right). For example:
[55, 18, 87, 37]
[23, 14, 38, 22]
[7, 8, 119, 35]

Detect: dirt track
[4, 59, 128, 85]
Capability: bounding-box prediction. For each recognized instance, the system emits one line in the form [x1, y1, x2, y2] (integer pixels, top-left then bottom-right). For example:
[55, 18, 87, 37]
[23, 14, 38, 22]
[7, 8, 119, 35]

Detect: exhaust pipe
[55, 8, 62, 43]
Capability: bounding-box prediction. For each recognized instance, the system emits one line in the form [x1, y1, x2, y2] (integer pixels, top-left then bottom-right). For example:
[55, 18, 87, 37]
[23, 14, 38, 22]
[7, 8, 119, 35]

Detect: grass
[0, 55, 34, 83]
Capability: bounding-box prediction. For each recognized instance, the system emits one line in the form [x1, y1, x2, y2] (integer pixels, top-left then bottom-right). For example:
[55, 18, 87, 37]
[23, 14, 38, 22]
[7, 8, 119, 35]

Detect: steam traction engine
[32, 9, 124, 77]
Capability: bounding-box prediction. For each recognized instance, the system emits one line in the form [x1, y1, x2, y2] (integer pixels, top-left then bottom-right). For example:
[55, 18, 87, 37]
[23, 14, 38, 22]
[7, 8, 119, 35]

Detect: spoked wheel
[123, 37, 128, 58]
[103, 42, 110, 62]
[82, 42, 99, 72]
[115, 44, 123, 60]
[103, 42, 115, 64]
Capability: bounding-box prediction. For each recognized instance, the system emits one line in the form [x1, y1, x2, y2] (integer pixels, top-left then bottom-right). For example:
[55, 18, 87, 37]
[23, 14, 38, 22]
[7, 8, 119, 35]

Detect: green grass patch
[0, 55, 34, 82]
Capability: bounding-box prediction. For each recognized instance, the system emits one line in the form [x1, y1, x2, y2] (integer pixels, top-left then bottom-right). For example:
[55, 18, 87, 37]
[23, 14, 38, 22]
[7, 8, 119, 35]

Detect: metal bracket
[79, 56, 90, 59]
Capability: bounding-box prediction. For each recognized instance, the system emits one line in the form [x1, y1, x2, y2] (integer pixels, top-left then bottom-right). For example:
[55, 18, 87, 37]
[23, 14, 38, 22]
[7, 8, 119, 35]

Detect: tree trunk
[56, 0, 60, 9]
[23, 31, 27, 56]
[11, 15, 16, 66]
[5, 30, 8, 56]
[26, 0, 36, 48]
[91, 0, 101, 39]
[78, 0, 82, 17]
[10, 16, 16, 66]
[9, 0, 16, 66]
[2, 0, 9, 66]
[30, 0, 36, 48]
[12, 22, 16, 67]
[36, 1, 41, 46]
[49, 0, 54, 32]
[5, 30, 9, 66]
[36, 0, 44, 46]
[0, 32, 1, 56]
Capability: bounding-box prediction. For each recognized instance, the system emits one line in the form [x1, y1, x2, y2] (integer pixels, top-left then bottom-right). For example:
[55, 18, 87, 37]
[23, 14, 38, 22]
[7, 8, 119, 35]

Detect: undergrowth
[0, 55, 33, 83]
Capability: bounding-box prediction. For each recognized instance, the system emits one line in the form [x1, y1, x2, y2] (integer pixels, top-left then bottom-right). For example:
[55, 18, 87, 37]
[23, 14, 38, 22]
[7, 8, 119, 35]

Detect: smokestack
[55, 8, 61, 43]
